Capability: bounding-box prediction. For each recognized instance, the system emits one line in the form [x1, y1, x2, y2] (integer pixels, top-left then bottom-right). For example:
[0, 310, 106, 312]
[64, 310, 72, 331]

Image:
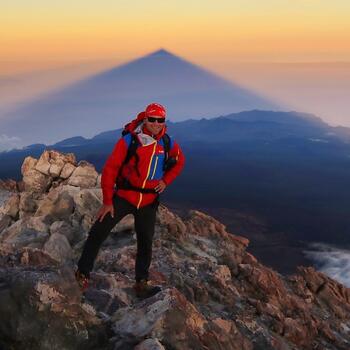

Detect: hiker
[75, 103, 185, 298]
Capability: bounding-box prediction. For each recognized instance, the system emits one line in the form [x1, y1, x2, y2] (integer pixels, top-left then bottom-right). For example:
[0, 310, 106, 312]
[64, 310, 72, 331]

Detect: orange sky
[1, 1, 350, 126]
[2, 0, 350, 73]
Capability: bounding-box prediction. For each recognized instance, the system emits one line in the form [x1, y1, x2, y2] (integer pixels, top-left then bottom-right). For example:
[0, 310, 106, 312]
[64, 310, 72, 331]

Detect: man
[75, 103, 185, 298]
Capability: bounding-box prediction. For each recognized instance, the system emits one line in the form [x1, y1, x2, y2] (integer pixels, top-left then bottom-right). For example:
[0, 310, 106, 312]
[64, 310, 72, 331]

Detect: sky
[1, 0, 350, 126]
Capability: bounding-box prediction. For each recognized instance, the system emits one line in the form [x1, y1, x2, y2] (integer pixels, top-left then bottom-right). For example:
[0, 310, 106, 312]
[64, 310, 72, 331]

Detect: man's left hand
[155, 180, 166, 193]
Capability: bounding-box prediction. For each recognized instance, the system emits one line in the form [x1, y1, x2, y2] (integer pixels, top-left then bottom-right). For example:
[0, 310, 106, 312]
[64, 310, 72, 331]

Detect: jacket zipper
[150, 156, 158, 180]
[137, 142, 157, 209]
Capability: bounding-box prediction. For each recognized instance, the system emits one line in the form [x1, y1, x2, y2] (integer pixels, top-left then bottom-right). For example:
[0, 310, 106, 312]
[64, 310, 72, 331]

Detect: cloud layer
[0, 134, 22, 152]
[304, 242, 350, 287]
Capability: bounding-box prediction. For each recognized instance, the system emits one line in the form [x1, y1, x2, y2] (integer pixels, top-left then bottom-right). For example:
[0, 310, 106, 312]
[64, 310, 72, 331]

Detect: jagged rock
[43, 233, 73, 262]
[0, 265, 107, 350]
[34, 150, 77, 179]
[35, 190, 74, 221]
[26, 216, 50, 233]
[134, 338, 165, 350]
[68, 161, 98, 188]
[49, 150, 76, 177]
[0, 179, 18, 192]
[96, 174, 102, 188]
[111, 288, 250, 350]
[1, 219, 49, 248]
[0, 193, 19, 219]
[60, 162, 77, 179]
[2, 149, 350, 350]
[0, 214, 12, 232]
[157, 205, 186, 240]
[73, 188, 102, 217]
[19, 192, 39, 215]
[35, 151, 51, 175]
[22, 156, 52, 193]
[50, 221, 83, 245]
[18, 247, 60, 267]
[213, 264, 232, 287]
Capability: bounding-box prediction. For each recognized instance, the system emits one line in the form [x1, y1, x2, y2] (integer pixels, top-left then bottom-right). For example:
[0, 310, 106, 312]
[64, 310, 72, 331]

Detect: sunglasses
[147, 117, 166, 123]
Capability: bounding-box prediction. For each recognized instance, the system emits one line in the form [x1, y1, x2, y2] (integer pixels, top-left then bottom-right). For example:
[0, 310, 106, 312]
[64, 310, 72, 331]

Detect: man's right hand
[97, 204, 114, 222]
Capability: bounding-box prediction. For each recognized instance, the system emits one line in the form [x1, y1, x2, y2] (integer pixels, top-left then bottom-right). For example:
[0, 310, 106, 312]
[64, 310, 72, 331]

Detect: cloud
[0, 134, 23, 152]
[304, 243, 350, 287]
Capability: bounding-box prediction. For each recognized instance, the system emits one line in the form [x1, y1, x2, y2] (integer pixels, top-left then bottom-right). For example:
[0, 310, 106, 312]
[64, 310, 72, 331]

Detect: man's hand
[97, 204, 114, 222]
[155, 180, 166, 193]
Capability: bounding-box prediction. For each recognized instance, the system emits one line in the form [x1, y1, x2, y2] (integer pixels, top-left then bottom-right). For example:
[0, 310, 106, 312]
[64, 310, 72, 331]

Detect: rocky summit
[1, 150, 350, 350]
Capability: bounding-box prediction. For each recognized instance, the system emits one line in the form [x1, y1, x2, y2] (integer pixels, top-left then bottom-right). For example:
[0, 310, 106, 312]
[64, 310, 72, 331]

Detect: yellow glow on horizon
[1, 0, 350, 73]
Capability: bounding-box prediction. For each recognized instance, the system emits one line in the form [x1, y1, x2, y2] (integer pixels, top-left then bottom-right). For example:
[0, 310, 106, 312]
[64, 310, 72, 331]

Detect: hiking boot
[133, 279, 162, 299]
[75, 270, 89, 292]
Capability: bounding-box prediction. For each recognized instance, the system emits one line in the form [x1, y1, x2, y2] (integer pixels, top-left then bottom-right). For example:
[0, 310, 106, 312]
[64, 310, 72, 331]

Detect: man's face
[144, 116, 165, 135]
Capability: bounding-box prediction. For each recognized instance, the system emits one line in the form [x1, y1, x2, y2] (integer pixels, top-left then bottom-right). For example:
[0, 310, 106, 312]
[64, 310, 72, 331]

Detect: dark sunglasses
[147, 117, 165, 123]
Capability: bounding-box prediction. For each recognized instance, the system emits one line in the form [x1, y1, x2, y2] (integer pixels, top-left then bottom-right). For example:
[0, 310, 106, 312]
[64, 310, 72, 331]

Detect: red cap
[145, 103, 166, 118]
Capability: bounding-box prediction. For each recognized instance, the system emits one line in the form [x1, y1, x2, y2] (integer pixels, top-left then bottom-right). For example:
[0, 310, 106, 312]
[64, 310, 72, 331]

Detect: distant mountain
[1, 109, 349, 179]
[2, 109, 350, 274]
[0, 49, 279, 146]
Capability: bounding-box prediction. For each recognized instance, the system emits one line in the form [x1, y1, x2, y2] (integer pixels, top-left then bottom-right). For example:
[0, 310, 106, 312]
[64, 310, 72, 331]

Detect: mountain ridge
[1, 150, 350, 349]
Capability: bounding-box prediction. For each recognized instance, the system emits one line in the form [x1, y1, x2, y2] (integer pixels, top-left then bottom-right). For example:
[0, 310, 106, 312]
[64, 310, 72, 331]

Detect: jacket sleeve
[101, 137, 128, 205]
[162, 141, 185, 186]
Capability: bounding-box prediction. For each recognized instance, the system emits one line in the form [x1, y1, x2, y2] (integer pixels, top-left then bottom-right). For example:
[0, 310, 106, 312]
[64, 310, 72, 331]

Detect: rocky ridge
[1, 150, 350, 350]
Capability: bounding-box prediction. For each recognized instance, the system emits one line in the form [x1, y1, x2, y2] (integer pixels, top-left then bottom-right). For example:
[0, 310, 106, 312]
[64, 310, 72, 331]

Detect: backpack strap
[123, 134, 140, 176]
[161, 133, 171, 161]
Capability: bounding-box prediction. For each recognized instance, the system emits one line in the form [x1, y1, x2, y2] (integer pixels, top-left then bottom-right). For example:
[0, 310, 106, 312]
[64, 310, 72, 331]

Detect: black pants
[77, 194, 159, 282]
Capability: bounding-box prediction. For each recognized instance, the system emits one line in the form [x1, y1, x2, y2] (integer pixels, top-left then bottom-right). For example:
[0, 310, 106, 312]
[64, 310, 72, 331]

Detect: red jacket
[101, 124, 185, 209]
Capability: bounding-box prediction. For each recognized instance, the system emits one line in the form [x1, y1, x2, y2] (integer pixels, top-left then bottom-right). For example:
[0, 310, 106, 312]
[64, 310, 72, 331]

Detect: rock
[35, 151, 51, 175]
[73, 188, 102, 217]
[1, 149, 350, 350]
[43, 233, 73, 262]
[19, 192, 39, 214]
[18, 247, 60, 267]
[0, 193, 19, 219]
[157, 205, 186, 240]
[26, 216, 50, 233]
[68, 161, 98, 188]
[34, 150, 77, 178]
[0, 265, 106, 350]
[1, 220, 49, 248]
[0, 179, 18, 192]
[35, 190, 74, 221]
[96, 174, 102, 188]
[49, 150, 76, 177]
[60, 162, 76, 179]
[134, 338, 165, 350]
[50, 221, 83, 245]
[22, 156, 51, 193]
[0, 214, 12, 233]
[213, 264, 232, 287]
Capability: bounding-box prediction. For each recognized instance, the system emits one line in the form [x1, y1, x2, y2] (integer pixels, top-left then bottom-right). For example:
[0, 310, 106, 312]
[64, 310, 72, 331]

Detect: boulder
[50, 221, 83, 245]
[19, 192, 39, 214]
[0, 219, 49, 249]
[0, 193, 19, 219]
[22, 156, 51, 193]
[43, 233, 73, 262]
[60, 163, 76, 179]
[0, 265, 106, 350]
[134, 338, 166, 350]
[68, 161, 98, 188]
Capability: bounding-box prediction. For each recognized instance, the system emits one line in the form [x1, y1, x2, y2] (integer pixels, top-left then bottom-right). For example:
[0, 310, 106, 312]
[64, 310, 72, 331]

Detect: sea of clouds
[304, 242, 350, 287]
[0, 134, 22, 152]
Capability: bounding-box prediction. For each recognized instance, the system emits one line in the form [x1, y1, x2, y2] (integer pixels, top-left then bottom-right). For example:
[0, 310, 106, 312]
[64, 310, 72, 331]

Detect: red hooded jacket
[101, 117, 185, 209]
